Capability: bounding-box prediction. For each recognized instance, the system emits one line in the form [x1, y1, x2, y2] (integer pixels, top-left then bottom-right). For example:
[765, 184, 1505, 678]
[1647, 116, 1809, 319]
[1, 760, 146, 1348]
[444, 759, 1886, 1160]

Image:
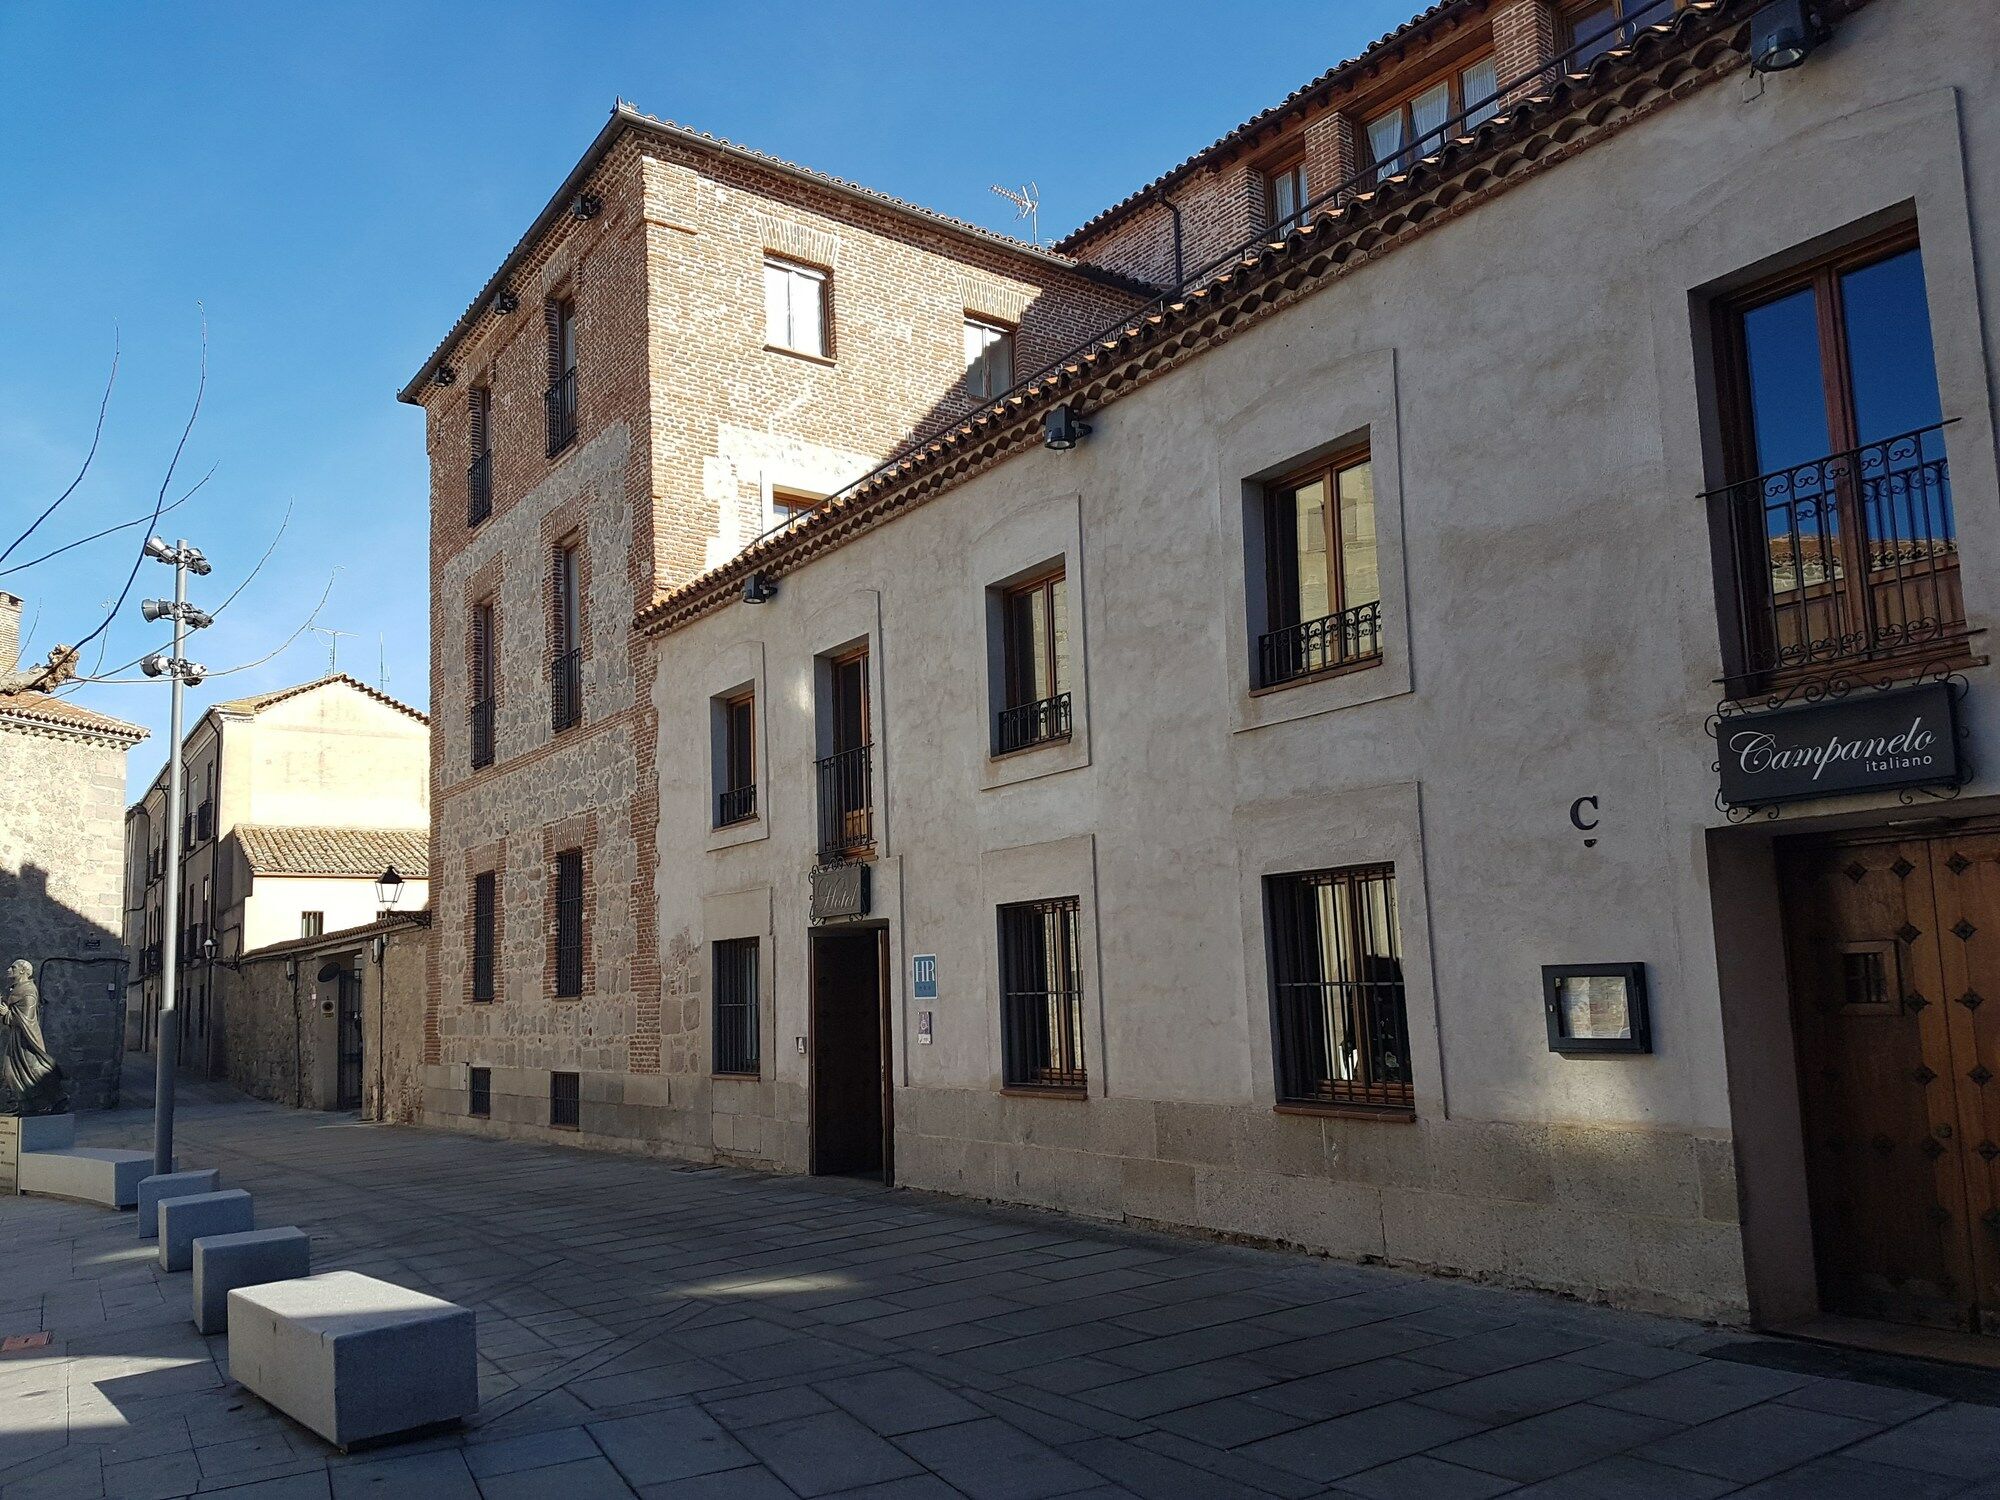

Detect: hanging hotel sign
[1717, 680, 1960, 809]
[810, 862, 870, 922]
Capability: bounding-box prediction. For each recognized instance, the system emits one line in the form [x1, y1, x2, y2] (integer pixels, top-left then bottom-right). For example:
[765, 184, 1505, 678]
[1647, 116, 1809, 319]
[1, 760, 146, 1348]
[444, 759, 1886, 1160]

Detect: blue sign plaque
[912, 954, 938, 1001]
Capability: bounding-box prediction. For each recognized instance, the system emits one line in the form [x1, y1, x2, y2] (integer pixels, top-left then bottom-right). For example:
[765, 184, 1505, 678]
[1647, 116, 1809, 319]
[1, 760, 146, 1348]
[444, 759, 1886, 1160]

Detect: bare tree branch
[0, 463, 215, 579]
[1, 331, 118, 567]
[67, 569, 336, 688]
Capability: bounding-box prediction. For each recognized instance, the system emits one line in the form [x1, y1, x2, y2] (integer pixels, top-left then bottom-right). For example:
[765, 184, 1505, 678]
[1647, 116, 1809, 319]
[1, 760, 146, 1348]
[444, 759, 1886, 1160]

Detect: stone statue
[0, 959, 67, 1116]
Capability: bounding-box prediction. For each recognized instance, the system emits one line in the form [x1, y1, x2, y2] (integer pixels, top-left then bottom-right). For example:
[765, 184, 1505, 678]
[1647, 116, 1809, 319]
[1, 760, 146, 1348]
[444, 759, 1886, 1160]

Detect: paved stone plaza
[6, 1079, 2000, 1498]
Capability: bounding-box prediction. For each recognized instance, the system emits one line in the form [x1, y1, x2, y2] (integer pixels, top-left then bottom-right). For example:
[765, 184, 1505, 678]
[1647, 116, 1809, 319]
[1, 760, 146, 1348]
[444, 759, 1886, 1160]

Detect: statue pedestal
[0, 1116, 15, 1195]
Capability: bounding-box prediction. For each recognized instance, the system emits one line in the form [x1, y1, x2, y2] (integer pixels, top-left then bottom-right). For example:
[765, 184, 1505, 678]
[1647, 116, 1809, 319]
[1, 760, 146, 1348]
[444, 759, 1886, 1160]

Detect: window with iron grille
[1266, 865, 1412, 1112]
[467, 385, 492, 525]
[300, 911, 323, 940]
[712, 938, 759, 1076]
[550, 543, 582, 732]
[549, 1070, 579, 1129]
[472, 871, 496, 1003]
[553, 850, 584, 997]
[470, 599, 496, 768]
[1258, 445, 1382, 687]
[998, 897, 1086, 1093]
[816, 651, 872, 858]
[469, 1066, 491, 1119]
[545, 296, 577, 456]
[997, 569, 1072, 754]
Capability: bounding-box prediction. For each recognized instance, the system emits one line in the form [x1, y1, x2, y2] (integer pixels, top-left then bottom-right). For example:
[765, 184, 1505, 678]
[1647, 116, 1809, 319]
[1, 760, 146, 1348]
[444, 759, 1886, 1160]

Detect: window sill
[1274, 1101, 1416, 1123]
[990, 731, 1073, 762]
[764, 343, 835, 367]
[1250, 654, 1384, 697]
[1001, 1085, 1088, 1101]
[550, 1121, 579, 1132]
[711, 1070, 761, 1083]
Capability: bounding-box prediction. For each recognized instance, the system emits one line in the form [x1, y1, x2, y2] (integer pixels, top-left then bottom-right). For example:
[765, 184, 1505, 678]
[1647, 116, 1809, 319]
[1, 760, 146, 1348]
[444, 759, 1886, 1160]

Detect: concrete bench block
[19, 1113, 76, 1151]
[159, 1189, 252, 1272]
[137, 1169, 219, 1239]
[192, 1227, 310, 1334]
[18, 1148, 152, 1208]
[228, 1271, 477, 1448]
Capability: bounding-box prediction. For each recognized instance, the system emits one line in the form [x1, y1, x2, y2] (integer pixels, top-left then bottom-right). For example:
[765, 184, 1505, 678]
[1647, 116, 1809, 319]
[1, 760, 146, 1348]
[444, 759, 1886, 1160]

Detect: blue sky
[1, 1, 1420, 791]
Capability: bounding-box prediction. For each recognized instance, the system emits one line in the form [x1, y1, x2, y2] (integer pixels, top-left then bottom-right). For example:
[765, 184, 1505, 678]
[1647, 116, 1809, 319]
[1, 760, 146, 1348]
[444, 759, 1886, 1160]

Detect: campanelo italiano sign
[1718, 679, 1960, 808]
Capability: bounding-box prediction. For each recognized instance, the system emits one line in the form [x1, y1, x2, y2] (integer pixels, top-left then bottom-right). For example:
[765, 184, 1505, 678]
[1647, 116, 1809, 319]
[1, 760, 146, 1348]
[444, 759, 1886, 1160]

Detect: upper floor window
[818, 649, 872, 859]
[997, 570, 1072, 754]
[552, 848, 584, 998]
[545, 296, 577, 456]
[716, 689, 757, 827]
[471, 870, 496, 1003]
[1267, 864, 1411, 1114]
[551, 543, 582, 733]
[300, 911, 324, 940]
[470, 598, 496, 770]
[1365, 56, 1500, 185]
[965, 317, 1015, 401]
[772, 488, 823, 532]
[1264, 154, 1308, 232]
[1258, 446, 1382, 688]
[467, 385, 492, 526]
[998, 897, 1086, 1094]
[1567, 0, 1680, 70]
[764, 257, 828, 358]
[1710, 230, 1955, 693]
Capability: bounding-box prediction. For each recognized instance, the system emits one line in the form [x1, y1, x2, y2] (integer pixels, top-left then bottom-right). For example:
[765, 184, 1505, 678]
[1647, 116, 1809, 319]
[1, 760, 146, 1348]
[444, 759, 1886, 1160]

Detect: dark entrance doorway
[1780, 828, 2000, 1335]
[325, 959, 364, 1112]
[810, 925, 892, 1182]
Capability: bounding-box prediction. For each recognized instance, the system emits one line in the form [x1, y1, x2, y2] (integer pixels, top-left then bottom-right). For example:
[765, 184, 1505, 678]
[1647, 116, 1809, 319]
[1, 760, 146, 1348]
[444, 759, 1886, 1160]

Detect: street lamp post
[140, 537, 211, 1176]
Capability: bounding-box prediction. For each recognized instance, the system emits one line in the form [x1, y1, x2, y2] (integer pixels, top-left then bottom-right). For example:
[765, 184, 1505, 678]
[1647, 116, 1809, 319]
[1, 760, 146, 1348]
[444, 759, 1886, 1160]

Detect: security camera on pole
[139, 535, 211, 1176]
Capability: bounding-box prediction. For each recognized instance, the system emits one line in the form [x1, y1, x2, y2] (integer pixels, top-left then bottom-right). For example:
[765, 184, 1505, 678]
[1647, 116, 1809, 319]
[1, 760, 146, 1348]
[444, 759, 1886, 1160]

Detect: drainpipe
[289, 955, 303, 1108]
[1159, 190, 1184, 289]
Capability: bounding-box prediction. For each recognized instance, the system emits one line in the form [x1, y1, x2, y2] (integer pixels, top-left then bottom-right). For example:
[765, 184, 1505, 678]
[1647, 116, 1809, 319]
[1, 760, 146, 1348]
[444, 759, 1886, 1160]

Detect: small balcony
[196, 801, 214, 842]
[717, 781, 758, 828]
[545, 369, 577, 457]
[1710, 423, 1964, 697]
[470, 697, 496, 770]
[1258, 600, 1383, 688]
[550, 650, 582, 733]
[467, 450, 493, 526]
[997, 691, 1072, 755]
[816, 744, 873, 859]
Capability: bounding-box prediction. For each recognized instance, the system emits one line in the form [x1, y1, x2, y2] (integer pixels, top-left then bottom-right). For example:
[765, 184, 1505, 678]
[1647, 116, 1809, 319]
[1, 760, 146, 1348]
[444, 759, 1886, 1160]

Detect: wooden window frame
[828, 647, 870, 755]
[1562, 0, 1684, 68]
[964, 316, 1016, 402]
[1260, 149, 1309, 232]
[1266, 863, 1414, 1117]
[997, 897, 1087, 1096]
[1259, 441, 1383, 688]
[764, 255, 832, 361]
[711, 937, 760, 1078]
[1361, 53, 1496, 185]
[717, 689, 757, 828]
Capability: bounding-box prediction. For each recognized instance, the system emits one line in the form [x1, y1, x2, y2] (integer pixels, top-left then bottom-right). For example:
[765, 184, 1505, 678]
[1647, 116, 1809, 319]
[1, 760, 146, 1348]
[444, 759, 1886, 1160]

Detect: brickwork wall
[1495, 0, 1560, 100]
[0, 719, 136, 1110]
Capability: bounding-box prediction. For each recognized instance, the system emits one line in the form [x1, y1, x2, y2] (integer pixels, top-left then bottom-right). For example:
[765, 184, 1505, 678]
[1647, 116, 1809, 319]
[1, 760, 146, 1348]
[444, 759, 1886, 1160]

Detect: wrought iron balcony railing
[545, 369, 577, 457]
[816, 744, 873, 859]
[469, 697, 496, 770]
[550, 649, 583, 733]
[467, 451, 493, 526]
[997, 691, 1072, 754]
[1258, 600, 1383, 688]
[1709, 422, 1963, 696]
[717, 781, 758, 827]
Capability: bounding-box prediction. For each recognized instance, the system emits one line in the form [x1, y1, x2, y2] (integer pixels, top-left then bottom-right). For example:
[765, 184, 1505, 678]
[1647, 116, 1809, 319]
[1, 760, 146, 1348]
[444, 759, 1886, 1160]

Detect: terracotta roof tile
[0, 690, 147, 744]
[233, 825, 430, 879]
[214, 672, 428, 725]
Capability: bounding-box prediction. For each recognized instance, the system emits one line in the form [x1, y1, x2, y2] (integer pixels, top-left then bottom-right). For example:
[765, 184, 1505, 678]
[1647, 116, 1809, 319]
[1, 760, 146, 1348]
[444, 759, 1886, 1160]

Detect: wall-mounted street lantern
[1543, 963, 1652, 1056]
[494, 289, 520, 315]
[1749, 1, 1826, 73]
[375, 865, 405, 909]
[741, 572, 779, 605]
[1043, 403, 1091, 451]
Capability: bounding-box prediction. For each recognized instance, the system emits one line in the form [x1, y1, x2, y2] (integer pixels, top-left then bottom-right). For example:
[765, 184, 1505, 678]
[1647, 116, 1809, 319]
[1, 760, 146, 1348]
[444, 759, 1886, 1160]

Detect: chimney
[0, 592, 21, 680]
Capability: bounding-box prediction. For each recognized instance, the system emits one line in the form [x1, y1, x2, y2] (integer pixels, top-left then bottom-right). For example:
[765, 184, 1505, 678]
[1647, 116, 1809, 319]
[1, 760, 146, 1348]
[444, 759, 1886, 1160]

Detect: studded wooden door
[1781, 832, 2000, 1333]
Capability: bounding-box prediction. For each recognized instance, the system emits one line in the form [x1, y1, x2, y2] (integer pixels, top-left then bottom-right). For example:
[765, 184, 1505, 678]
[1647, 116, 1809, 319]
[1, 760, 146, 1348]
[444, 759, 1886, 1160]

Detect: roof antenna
[991, 182, 1041, 247]
[305, 625, 355, 672]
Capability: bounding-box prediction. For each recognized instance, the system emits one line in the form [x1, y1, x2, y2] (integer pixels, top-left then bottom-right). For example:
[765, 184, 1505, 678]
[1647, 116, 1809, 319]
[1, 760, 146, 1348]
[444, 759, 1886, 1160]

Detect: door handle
[1937, 1124, 1955, 1139]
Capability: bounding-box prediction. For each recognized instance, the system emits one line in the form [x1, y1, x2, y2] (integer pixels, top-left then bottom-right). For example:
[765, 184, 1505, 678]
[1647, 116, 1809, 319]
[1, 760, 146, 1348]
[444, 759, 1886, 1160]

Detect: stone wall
[0, 712, 142, 1110]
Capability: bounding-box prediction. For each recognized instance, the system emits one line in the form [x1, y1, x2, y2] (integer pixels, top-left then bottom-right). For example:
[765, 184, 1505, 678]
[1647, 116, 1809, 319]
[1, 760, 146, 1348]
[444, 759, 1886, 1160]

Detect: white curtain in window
[762, 261, 789, 348]
[1410, 82, 1452, 159]
[1460, 59, 1499, 130]
[764, 260, 825, 355]
[1367, 111, 1407, 180]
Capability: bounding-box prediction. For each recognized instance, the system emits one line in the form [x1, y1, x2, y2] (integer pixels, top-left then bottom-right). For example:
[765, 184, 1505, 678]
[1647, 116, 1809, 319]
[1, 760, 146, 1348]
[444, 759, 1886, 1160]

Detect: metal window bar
[712, 937, 759, 1076]
[469, 1067, 491, 1118]
[1259, 600, 1383, 687]
[554, 851, 584, 998]
[471, 871, 496, 1003]
[997, 691, 1072, 754]
[816, 743, 873, 858]
[545, 367, 577, 456]
[745, 9, 1671, 554]
[717, 781, 758, 827]
[549, 1070, 580, 1129]
[1708, 421, 1962, 693]
[196, 802, 213, 842]
[999, 897, 1086, 1092]
[550, 647, 583, 732]
[467, 450, 492, 526]
[1268, 865, 1412, 1110]
[470, 697, 496, 770]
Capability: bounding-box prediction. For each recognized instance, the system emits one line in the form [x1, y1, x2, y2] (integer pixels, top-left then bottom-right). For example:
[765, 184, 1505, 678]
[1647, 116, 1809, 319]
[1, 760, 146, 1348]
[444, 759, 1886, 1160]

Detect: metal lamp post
[140, 537, 211, 1176]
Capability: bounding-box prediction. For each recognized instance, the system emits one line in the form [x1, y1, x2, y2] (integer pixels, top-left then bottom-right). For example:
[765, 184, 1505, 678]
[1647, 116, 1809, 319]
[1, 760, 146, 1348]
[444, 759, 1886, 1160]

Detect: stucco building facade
[405, 0, 2000, 1339]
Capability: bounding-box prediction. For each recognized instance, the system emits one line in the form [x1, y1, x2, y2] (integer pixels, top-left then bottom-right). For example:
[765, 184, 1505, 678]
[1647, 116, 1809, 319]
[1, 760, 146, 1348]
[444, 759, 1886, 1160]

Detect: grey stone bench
[18, 1147, 153, 1208]
[137, 1169, 219, 1239]
[159, 1189, 253, 1272]
[228, 1271, 477, 1449]
[192, 1227, 310, 1334]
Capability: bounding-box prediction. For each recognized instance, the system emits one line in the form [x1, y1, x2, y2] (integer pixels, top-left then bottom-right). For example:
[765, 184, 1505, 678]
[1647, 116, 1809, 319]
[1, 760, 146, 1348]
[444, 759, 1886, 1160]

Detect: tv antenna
[305, 625, 356, 672]
[991, 181, 1041, 247]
